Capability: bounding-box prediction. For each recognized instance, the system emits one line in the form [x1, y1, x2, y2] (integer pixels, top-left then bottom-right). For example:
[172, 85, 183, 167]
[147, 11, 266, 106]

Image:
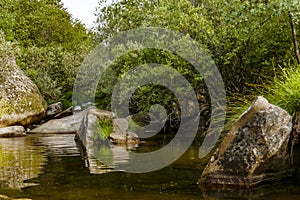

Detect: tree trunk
[289, 12, 300, 64]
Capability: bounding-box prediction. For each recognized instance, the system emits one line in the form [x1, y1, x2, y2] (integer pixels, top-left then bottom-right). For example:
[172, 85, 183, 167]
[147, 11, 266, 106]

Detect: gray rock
[200, 96, 294, 189]
[76, 108, 114, 146]
[0, 57, 46, 128]
[0, 126, 26, 137]
[29, 110, 88, 134]
[76, 108, 138, 146]
[0, 195, 9, 200]
[74, 105, 82, 112]
[109, 118, 140, 144]
[75, 108, 139, 174]
[46, 102, 63, 117]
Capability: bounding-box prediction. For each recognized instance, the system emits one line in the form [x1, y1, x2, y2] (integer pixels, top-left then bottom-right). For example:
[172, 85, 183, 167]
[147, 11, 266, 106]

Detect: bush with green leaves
[0, 0, 92, 107]
[93, 0, 300, 123]
[268, 62, 300, 115]
[20, 46, 89, 105]
[1, 0, 91, 50]
[95, 0, 300, 91]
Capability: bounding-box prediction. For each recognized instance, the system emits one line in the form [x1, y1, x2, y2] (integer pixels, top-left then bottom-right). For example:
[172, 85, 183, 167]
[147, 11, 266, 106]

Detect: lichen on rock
[0, 55, 46, 128]
[200, 96, 295, 189]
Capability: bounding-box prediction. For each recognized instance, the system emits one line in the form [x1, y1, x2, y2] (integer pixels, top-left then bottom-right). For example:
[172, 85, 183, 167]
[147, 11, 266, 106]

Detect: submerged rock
[0, 126, 26, 137]
[0, 57, 46, 128]
[200, 96, 295, 189]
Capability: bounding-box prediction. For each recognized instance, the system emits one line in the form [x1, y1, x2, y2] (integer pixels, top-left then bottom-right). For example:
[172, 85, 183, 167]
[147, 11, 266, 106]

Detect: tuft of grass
[95, 118, 113, 140]
[268, 65, 300, 116]
[227, 62, 300, 123]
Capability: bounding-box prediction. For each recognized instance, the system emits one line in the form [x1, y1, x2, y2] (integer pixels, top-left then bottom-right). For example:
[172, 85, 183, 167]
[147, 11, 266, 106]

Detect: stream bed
[0, 134, 300, 200]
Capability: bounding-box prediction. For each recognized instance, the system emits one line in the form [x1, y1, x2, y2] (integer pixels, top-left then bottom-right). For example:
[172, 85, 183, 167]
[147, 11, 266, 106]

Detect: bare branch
[289, 12, 300, 64]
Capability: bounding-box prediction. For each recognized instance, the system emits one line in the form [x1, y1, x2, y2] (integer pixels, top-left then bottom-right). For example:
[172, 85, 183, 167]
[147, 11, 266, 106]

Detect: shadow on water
[0, 134, 299, 199]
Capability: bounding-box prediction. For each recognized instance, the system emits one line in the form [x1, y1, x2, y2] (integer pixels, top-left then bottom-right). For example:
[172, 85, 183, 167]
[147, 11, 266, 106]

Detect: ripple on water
[0, 134, 300, 200]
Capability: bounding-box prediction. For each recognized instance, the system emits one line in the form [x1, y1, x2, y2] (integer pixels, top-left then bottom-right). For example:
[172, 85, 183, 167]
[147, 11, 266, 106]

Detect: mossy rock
[0, 57, 46, 127]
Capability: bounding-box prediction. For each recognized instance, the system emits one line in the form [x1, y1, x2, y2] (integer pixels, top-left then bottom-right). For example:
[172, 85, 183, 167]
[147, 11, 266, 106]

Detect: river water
[0, 134, 300, 200]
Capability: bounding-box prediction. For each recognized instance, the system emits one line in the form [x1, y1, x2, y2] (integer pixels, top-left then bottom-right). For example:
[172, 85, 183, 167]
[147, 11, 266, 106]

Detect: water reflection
[82, 141, 136, 174]
[0, 136, 47, 189]
[0, 134, 299, 200]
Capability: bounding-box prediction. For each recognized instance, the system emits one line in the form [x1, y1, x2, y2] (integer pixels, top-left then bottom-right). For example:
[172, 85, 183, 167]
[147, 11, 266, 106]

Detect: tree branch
[289, 12, 300, 64]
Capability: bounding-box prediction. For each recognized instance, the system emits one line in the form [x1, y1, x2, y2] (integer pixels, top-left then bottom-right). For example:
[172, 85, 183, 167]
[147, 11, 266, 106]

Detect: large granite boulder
[0, 57, 46, 128]
[200, 96, 295, 189]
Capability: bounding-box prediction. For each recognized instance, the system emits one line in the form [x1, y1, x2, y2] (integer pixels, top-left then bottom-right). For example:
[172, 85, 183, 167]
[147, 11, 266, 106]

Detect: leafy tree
[94, 0, 300, 92]
[5, 0, 90, 50]
[20, 45, 89, 105]
[0, 0, 92, 106]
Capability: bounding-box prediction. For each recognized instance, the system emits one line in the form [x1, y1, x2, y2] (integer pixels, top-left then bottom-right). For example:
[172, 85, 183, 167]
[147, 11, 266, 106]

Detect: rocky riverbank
[1, 57, 300, 192]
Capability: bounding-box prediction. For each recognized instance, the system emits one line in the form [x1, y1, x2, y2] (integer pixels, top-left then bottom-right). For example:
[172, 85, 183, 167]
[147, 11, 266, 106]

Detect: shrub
[20, 46, 89, 105]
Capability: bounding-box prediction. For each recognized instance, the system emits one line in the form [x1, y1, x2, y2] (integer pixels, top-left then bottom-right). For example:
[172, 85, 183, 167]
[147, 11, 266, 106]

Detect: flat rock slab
[200, 96, 295, 189]
[0, 126, 26, 137]
[29, 110, 88, 134]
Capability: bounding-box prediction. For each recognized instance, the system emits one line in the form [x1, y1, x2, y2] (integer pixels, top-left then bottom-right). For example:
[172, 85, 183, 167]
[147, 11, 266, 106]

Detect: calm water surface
[0, 134, 300, 200]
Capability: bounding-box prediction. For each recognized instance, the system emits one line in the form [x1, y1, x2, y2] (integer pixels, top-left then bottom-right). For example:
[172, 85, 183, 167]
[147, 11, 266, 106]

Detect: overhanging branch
[289, 12, 300, 64]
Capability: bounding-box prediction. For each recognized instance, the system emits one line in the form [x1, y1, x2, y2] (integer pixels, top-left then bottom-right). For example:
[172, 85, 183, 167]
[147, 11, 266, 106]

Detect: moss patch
[0, 100, 14, 118]
[0, 92, 46, 119]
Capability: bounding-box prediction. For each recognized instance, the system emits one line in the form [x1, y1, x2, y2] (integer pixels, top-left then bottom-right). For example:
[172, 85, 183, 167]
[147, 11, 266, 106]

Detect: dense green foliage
[1, 0, 300, 120]
[0, 0, 91, 106]
[94, 0, 300, 119]
[0, 0, 90, 49]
